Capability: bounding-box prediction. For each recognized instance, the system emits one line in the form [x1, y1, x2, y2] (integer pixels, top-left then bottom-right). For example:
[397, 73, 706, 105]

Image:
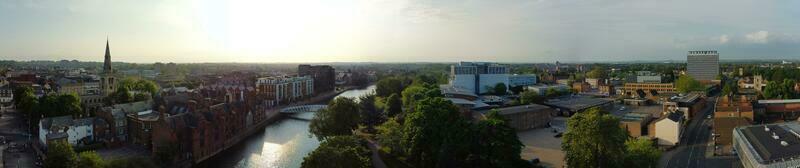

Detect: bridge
[280, 105, 327, 121]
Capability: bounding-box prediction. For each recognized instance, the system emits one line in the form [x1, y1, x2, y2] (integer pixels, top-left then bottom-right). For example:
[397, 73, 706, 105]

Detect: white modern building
[39, 116, 96, 147]
[733, 123, 800, 168]
[526, 84, 570, 96]
[449, 62, 537, 94]
[256, 76, 314, 106]
[687, 50, 720, 81]
[653, 112, 684, 146]
[635, 71, 663, 83]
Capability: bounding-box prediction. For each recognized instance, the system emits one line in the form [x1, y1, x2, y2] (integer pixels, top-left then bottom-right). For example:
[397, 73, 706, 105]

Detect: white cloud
[719, 35, 729, 44]
[745, 31, 769, 44]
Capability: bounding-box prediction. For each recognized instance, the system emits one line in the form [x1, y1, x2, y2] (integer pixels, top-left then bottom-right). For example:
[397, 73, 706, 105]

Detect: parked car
[554, 132, 563, 138]
[529, 157, 541, 164]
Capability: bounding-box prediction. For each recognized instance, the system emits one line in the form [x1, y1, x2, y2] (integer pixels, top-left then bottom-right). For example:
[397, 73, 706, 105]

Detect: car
[529, 157, 541, 164]
[707, 115, 712, 119]
[554, 132, 563, 138]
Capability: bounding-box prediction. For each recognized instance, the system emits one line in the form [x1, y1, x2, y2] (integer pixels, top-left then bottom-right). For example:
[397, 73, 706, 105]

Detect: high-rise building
[298, 65, 335, 94]
[687, 50, 719, 81]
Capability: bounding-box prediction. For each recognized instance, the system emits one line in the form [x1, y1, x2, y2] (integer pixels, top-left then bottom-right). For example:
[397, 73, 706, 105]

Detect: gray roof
[489, 104, 552, 115]
[738, 124, 800, 163]
[544, 96, 614, 112]
[41, 116, 74, 130]
[667, 112, 684, 122]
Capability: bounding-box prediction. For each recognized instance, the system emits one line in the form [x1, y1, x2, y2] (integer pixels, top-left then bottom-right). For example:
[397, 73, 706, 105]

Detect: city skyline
[2, 0, 800, 63]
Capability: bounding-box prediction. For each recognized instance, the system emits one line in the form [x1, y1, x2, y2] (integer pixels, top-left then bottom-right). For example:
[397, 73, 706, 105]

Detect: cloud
[745, 31, 769, 44]
[719, 35, 729, 44]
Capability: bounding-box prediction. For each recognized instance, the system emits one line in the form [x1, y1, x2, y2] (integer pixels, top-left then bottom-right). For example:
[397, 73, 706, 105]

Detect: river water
[205, 85, 376, 168]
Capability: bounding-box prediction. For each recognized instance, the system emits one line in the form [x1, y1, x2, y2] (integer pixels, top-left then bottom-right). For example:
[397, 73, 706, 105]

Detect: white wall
[655, 119, 680, 145]
[451, 74, 476, 94]
[67, 125, 93, 145]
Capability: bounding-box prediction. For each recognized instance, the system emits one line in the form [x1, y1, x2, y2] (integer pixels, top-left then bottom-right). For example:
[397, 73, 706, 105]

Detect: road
[0, 106, 37, 168]
[661, 95, 740, 168]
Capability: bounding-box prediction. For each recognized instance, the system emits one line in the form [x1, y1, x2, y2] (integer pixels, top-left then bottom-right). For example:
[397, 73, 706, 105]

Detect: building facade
[256, 76, 313, 106]
[687, 50, 720, 81]
[450, 62, 510, 94]
[298, 65, 335, 94]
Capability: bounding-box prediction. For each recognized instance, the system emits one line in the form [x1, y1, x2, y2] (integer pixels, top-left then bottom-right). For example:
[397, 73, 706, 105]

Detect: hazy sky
[1, 0, 799, 63]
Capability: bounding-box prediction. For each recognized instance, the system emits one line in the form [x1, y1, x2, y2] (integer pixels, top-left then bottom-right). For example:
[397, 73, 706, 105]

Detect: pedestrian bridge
[279, 104, 328, 114]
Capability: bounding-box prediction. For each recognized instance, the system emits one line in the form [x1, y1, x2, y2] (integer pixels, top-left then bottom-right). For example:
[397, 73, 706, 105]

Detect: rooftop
[544, 96, 614, 112]
[758, 99, 800, 104]
[489, 104, 552, 115]
[621, 112, 651, 122]
[737, 123, 800, 163]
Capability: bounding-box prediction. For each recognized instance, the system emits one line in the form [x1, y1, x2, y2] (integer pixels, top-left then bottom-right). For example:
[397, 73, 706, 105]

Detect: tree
[624, 138, 661, 168]
[545, 88, 559, 97]
[12, 86, 34, 106]
[45, 141, 78, 168]
[134, 79, 159, 95]
[309, 97, 362, 140]
[301, 136, 372, 168]
[721, 82, 734, 96]
[763, 81, 781, 99]
[401, 97, 472, 167]
[376, 77, 405, 97]
[77, 151, 107, 168]
[509, 85, 524, 95]
[57, 94, 83, 117]
[519, 91, 545, 105]
[376, 117, 404, 155]
[385, 93, 403, 117]
[562, 107, 628, 168]
[494, 83, 507, 96]
[401, 86, 427, 109]
[358, 94, 383, 131]
[675, 75, 704, 93]
[111, 86, 133, 104]
[586, 66, 608, 79]
[782, 79, 797, 99]
[472, 110, 527, 167]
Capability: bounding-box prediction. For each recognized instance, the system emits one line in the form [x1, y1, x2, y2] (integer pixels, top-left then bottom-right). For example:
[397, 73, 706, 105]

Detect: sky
[1, 0, 800, 63]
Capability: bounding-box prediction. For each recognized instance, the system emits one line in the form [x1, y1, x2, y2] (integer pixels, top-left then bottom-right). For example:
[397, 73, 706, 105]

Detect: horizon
[2, 0, 800, 63]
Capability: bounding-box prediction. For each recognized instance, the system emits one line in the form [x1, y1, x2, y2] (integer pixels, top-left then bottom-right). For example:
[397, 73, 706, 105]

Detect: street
[0, 106, 37, 168]
[661, 95, 741, 168]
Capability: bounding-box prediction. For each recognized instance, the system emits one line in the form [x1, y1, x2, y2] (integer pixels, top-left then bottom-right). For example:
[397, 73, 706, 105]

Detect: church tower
[104, 38, 113, 74]
[100, 38, 117, 96]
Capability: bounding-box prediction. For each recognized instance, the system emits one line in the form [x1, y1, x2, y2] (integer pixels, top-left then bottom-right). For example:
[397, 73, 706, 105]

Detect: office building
[298, 65, 335, 94]
[450, 62, 510, 94]
[687, 50, 720, 81]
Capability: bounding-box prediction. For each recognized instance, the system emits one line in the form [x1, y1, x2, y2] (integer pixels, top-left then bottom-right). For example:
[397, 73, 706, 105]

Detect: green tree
[57, 94, 83, 117]
[721, 82, 733, 96]
[39, 95, 59, 117]
[301, 136, 372, 168]
[401, 86, 427, 108]
[77, 151, 107, 168]
[385, 93, 403, 117]
[12, 86, 34, 106]
[782, 79, 797, 99]
[376, 77, 405, 97]
[45, 141, 78, 168]
[509, 85, 525, 95]
[111, 86, 133, 104]
[763, 81, 781, 99]
[309, 97, 362, 140]
[494, 83, 507, 96]
[402, 97, 472, 167]
[562, 107, 628, 168]
[545, 88, 559, 97]
[675, 75, 704, 93]
[134, 79, 159, 95]
[624, 138, 661, 168]
[376, 117, 404, 155]
[520, 91, 545, 105]
[358, 94, 382, 130]
[472, 110, 527, 167]
[586, 66, 608, 79]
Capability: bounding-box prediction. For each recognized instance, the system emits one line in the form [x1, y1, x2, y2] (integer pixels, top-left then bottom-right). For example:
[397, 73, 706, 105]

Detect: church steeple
[103, 37, 112, 74]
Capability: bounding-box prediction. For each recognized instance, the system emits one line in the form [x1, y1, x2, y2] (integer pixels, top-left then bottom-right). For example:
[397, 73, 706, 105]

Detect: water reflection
[205, 85, 375, 168]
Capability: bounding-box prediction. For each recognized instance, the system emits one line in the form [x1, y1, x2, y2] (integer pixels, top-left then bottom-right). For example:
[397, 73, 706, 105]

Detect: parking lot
[518, 117, 567, 168]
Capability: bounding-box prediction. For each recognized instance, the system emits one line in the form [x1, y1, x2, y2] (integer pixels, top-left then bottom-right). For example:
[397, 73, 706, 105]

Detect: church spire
[104, 37, 112, 74]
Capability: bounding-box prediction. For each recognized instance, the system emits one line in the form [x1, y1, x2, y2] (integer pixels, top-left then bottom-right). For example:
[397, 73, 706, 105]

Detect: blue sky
[1, 0, 799, 63]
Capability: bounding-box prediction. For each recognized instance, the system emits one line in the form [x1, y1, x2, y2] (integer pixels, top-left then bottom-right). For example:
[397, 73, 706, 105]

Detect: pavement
[365, 139, 388, 168]
[518, 120, 566, 168]
[660, 96, 742, 168]
[0, 107, 37, 168]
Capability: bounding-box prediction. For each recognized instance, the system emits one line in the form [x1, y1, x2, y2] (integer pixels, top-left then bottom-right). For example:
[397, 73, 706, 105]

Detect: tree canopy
[376, 77, 406, 97]
[493, 83, 507, 96]
[309, 97, 362, 140]
[301, 136, 372, 168]
[562, 107, 628, 168]
[77, 151, 108, 168]
[519, 91, 545, 105]
[401, 97, 473, 167]
[624, 138, 661, 168]
[472, 110, 527, 167]
[675, 75, 705, 93]
[385, 93, 403, 118]
[45, 141, 78, 168]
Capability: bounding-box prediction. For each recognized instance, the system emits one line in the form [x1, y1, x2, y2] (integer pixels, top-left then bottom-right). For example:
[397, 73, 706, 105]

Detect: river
[204, 85, 376, 168]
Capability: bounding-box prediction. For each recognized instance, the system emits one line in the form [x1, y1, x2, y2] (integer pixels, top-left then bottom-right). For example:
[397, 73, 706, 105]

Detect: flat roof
[737, 123, 800, 163]
[544, 96, 614, 112]
[488, 104, 551, 115]
[621, 113, 651, 122]
[758, 99, 800, 104]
